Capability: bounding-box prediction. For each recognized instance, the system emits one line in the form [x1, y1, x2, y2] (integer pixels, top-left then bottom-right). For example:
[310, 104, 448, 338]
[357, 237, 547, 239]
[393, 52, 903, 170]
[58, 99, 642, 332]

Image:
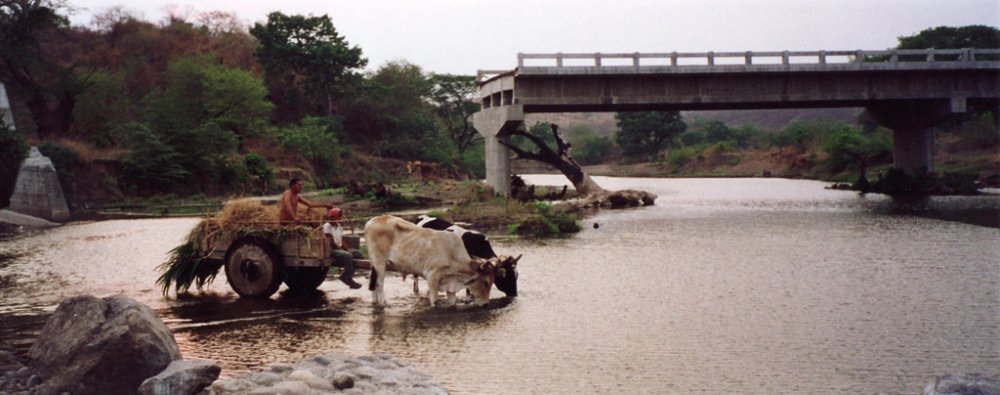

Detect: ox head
[491, 254, 521, 297]
[464, 259, 496, 306]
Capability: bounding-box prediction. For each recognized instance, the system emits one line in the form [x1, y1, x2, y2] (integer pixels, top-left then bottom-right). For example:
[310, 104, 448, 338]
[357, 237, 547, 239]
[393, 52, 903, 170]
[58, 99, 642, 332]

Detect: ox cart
[197, 222, 367, 298]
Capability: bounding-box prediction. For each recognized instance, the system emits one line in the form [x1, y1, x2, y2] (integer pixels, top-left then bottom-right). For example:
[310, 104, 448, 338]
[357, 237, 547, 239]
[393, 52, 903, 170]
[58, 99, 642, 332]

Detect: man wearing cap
[323, 207, 362, 289]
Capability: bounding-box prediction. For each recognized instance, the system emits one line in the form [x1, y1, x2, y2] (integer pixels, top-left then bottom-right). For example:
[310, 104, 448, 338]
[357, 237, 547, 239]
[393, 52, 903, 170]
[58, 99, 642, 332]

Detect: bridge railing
[515, 49, 1000, 68]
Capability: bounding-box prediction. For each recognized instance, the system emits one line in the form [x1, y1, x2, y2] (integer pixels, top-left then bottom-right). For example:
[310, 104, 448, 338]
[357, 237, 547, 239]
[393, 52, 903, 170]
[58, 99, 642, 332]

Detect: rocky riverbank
[210, 353, 446, 394]
[0, 293, 448, 394]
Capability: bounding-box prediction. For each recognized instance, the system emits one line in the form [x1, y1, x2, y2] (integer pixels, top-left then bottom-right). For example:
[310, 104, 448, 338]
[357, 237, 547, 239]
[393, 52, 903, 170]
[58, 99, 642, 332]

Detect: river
[1, 176, 998, 394]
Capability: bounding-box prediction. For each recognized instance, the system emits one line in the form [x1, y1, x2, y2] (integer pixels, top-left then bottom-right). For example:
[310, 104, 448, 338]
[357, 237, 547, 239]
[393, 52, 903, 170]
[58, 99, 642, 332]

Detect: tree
[345, 61, 456, 163]
[429, 73, 480, 152]
[501, 123, 656, 208]
[897, 25, 1000, 51]
[614, 111, 686, 160]
[250, 12, 366, 117]
[0, 0, 87, 137]
[0, 122, 27, 207]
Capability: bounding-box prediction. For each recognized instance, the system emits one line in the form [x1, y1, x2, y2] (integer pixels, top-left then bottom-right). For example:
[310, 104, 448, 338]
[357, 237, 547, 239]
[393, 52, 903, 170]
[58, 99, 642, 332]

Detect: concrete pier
[8, 147, 71, 222]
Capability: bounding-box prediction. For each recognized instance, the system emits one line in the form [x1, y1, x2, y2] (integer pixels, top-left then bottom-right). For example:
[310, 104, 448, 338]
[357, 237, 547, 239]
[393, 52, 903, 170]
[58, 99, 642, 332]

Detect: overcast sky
[65, 0, 1000, 75]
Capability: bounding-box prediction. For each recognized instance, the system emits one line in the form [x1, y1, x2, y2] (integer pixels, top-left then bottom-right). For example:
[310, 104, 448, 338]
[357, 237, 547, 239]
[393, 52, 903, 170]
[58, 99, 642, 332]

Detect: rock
[249, 372, 283, 386]
[269, 363, 294, 374]
[333, 372, 355, 389]
[249, 380, 310, 395]
[138, 359, 220, 395]
[28, 294, 181, 395]
[288, 369, 333, 391]
[924, 374, 1000, 395]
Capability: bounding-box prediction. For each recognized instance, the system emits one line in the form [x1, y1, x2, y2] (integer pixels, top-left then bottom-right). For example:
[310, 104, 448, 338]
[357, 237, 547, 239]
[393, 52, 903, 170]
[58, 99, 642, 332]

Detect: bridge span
[472, 49, 1000, 195]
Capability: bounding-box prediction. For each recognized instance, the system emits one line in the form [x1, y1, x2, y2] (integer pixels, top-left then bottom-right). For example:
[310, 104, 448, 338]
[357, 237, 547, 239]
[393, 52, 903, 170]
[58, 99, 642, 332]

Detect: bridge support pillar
[866, 99, 963, 175]
[473, 105, 524, 196]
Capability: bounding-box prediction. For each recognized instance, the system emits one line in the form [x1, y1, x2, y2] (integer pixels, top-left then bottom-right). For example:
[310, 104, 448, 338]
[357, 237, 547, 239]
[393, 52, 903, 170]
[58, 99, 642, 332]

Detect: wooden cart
[199, 221, 364, 298]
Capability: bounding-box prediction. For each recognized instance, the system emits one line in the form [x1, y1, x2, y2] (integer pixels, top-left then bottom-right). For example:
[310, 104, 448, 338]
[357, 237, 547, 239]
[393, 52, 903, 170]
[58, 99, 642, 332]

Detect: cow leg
[445, 290, 458, 306]
[426, 271, 440, 307]
[370, 259, 388, 306]
[412, 276, 420, 294]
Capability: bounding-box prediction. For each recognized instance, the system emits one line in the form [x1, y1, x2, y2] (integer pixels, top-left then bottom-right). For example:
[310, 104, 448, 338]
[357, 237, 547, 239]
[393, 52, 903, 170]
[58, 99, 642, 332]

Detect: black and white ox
[364, 215, 495, 307]
[415, 215, 521, 297]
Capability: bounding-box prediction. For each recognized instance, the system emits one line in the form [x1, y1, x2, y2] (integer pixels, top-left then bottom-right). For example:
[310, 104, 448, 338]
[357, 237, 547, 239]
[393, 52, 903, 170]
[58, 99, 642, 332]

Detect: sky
[64, 0, 1000, 75]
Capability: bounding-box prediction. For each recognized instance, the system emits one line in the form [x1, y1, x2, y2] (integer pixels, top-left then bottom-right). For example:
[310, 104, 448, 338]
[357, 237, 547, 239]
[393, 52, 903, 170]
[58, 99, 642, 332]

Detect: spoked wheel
[283, 266, 330, 292]
[225, 238, 284, 298]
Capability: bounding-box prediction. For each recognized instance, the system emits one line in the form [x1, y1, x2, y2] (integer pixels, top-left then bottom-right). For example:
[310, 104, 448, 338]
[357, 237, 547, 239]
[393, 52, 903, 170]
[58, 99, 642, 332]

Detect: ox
[414, 215, 521, 297]
[364, 215, 495, 307]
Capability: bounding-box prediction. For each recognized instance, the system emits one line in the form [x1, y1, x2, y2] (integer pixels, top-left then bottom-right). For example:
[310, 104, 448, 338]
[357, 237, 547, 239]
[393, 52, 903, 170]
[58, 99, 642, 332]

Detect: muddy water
[1, 177, 998, 394]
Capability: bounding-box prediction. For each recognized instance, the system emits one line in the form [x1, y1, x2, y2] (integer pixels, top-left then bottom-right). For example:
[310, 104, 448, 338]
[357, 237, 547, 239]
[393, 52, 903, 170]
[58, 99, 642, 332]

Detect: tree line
[0, 1, 482, 203]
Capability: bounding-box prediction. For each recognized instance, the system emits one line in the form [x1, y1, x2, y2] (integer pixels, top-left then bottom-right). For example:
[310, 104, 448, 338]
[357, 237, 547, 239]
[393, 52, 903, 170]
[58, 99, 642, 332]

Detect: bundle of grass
[156, 199, 329, 295]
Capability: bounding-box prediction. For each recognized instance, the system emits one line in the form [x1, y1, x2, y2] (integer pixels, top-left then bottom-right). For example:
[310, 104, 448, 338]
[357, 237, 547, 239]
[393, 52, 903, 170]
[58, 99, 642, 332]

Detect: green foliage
[770, 119, 846, 151]
[666, 145, 700, 170]
[72, 70, 134, 147]
[566, 125, 613, 165]
[346, 61, 457, 164]
[116, 123, 189, 193]
[37, 141, 80, 190]
[243, 152, 273, 182]
[0, 123, 27, 207]
[201, 65, 274, 139]
[820, 125, 890, 174]
[508, 201, 580, 237]
[962, 112, 1000, 146]
[679, 130, 706, 146]
[278, 116, 344, 181]
[428, 73, 480, 152]
[251, 12, 366, 116]
[897, 25, 1000, 50]
[614, 111, 686, 160]
[512, 122, 557, 152]
[460, 140, 486, 179]
[156, 240, 225, 295]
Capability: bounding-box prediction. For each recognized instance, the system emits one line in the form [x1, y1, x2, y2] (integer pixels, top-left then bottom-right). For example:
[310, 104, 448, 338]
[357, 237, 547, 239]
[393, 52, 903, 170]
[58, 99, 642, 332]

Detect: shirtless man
[279, 178, 332, 222]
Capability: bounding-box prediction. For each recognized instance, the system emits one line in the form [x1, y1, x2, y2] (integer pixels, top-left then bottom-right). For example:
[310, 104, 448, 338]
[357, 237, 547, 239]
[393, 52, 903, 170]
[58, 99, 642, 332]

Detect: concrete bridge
[472, 49, 1000, 195]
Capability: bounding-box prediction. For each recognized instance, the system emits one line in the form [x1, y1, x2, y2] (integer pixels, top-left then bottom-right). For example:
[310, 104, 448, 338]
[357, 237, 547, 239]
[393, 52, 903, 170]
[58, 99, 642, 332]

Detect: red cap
[328, 207, 342, 219]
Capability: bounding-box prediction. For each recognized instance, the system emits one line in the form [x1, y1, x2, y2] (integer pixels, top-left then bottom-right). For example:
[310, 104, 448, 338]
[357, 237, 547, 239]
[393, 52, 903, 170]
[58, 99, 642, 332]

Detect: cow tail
[369, 268, 378, 291]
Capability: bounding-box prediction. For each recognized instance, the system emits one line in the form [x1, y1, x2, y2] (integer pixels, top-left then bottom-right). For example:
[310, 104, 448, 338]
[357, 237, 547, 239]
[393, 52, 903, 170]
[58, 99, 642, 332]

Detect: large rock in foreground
[28, 294, 182, 395]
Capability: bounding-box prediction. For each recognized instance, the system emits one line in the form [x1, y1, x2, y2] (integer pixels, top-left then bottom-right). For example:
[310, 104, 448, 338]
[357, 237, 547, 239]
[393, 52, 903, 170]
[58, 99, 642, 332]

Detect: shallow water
[1, 177, 998, 394]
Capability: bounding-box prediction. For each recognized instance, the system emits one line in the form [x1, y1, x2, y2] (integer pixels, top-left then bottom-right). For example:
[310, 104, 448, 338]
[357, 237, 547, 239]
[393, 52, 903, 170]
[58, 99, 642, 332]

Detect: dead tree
[500, 123, 656, 208]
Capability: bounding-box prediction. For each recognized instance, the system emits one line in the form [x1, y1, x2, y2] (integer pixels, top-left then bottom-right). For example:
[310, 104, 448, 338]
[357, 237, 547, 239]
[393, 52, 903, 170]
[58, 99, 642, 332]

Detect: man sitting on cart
[323, 207, 363, 289]
[280, 178, 333, 222]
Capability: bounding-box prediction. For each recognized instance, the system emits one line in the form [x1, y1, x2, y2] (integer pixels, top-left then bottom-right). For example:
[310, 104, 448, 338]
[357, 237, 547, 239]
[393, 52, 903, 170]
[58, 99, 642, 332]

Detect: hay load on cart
[157, 200, 358, 298]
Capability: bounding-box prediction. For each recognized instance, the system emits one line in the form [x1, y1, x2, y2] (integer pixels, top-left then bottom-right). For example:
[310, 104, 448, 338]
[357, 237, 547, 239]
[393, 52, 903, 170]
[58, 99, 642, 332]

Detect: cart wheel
[283, 266, 330, 292]
[225, 238, 283, 298]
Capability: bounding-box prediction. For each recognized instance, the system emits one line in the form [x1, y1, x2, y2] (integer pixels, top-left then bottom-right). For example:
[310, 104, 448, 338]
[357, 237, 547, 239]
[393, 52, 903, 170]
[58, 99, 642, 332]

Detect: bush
[666, 146, 700, 169]
[507, 201, 580, 237]
[963, 112, 999, 146]
[679, 130, 706, 146]
[573, 135, 614, 165]
[243, 152, 273, 191]
[117, 123, 189, 193]
[0, 124, 27, 207]
[37, 141, 81, 192]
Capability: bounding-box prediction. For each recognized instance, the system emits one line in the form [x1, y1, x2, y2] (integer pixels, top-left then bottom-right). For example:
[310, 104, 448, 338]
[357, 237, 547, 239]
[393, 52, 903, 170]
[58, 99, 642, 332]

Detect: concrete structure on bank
[9, 147, 71, 222]
[0, 83, 15, 129]
[3, 82, 71, 222]
[473, 49, 1000, 195]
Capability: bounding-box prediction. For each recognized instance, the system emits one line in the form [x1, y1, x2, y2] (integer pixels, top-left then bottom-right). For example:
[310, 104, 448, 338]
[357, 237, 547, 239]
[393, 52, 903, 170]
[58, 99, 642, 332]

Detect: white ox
[364, 215, 495, 307]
